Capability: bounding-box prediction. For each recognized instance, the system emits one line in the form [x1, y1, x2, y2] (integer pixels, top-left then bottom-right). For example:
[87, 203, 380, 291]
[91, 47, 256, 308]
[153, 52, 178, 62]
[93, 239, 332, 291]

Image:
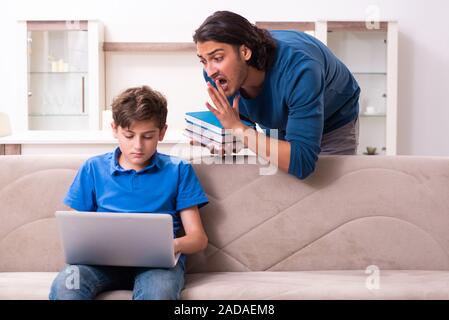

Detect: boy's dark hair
[193, 11, 277, 71]
[112, 85, 167, 129]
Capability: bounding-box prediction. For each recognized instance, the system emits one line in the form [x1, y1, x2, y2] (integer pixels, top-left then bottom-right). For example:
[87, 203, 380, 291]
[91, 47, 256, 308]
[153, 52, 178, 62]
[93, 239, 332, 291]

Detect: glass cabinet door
[326, 22, 389, 155]
[27, 21, 89, 130]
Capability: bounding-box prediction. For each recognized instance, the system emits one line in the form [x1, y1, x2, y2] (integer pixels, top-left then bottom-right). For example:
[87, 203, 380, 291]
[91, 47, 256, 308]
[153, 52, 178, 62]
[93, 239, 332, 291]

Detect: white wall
[1, 0, 449, 155]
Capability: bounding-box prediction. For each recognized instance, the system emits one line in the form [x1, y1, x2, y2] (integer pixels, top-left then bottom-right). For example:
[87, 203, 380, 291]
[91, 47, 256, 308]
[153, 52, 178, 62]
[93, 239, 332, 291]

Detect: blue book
[185, 111, 254, 135]
[183, 128, 229, 149]
[185, 121, 236, 143]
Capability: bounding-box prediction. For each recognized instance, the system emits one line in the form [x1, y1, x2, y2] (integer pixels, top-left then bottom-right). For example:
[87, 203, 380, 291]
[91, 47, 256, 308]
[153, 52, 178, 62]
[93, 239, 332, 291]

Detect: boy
[49, 86, 209, 300]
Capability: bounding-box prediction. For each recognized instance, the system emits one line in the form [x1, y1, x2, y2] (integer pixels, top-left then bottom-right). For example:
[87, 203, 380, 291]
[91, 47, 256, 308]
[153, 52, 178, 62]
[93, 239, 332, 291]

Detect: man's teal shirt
[204, 30, 360, 179]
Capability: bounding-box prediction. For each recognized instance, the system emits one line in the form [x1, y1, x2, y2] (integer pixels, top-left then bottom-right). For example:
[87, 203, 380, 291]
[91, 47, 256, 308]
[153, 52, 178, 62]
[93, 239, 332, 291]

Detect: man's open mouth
[217, 78, 229, 91]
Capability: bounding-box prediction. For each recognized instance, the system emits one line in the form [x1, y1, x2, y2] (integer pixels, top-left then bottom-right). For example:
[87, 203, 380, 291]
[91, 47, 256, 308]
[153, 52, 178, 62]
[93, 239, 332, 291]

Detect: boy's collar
[110, 147, 161, 175]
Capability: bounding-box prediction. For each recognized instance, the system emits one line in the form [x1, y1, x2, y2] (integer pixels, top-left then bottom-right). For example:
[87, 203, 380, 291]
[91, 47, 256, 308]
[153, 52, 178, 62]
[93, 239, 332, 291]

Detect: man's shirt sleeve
[284, 59, 325, 180]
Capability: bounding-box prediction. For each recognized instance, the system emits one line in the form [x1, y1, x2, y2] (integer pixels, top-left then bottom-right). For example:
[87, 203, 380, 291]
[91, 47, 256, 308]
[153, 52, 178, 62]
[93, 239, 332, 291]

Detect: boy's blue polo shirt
[64, 147, 209, 266]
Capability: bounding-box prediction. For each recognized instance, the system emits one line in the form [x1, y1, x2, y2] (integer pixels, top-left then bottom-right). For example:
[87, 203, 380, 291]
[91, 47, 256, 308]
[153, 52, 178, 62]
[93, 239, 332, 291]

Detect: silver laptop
[55, 211, 180, 268]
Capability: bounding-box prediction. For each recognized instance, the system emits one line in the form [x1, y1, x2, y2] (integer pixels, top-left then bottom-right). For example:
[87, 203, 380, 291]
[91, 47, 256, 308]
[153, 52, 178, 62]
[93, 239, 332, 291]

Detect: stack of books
[184, 111, 255, 150]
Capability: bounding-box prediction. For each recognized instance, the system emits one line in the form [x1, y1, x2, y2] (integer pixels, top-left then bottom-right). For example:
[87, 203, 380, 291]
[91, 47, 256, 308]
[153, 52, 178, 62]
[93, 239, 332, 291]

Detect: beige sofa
[1, 154, 449, 300]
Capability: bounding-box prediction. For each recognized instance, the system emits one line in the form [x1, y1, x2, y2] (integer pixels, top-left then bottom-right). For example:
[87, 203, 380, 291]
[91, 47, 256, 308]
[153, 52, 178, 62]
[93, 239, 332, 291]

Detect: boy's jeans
[49, 260, 184, 300]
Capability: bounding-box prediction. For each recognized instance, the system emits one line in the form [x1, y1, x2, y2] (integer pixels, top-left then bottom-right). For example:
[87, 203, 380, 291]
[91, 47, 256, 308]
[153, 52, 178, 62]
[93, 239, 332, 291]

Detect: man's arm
[233, 123, 291, 174]
[205, 60, 324, 180]
[205, 79, 291, 173]
[174, 205, 208, 255]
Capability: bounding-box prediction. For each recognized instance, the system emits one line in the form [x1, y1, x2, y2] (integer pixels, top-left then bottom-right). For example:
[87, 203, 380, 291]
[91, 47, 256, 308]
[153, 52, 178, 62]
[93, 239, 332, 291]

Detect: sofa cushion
[0, 272, 57, 300]
[183, 270, 449, 299]
[2, 156, 449, 273]
[0, 272, 133, 300]
[3, 270, 449, 300]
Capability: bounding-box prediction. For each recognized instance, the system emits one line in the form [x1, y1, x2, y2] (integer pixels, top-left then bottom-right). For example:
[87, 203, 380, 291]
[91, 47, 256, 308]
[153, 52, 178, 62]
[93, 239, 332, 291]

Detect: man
[193, 11, 360, 179]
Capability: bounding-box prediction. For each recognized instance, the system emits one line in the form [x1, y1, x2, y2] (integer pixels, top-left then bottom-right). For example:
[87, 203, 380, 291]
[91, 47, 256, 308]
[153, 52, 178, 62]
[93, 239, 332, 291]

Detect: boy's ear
[159, 124, 168, 141]
[111, 122, 118, 139]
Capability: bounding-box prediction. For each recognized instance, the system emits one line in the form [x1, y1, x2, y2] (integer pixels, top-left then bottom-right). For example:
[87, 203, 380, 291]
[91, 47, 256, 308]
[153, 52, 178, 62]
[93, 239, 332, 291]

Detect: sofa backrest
[1, 155, 449, 273]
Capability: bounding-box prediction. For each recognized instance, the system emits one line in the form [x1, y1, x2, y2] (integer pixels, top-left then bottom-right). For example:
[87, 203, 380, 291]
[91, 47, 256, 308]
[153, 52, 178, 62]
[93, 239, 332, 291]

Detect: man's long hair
[193, 11, 277, 71]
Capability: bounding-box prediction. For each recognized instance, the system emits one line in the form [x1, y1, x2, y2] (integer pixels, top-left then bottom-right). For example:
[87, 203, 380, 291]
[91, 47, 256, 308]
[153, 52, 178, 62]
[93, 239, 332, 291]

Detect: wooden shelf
[27, 21, 88, 31]
[103, 42, 196, 52]
[328, 21, 388, 32]
[360, 113, 386, 117]
[255, 21, 387, 32]
[256, 21, 315, 32]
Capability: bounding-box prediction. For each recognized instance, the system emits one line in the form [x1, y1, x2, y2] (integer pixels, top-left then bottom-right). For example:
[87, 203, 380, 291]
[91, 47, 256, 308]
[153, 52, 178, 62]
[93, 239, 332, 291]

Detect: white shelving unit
[324, 21, 398, 155]
[6, 19, 397, 157]
[256, 20, 398, 155]
[16, 20, 105, 131]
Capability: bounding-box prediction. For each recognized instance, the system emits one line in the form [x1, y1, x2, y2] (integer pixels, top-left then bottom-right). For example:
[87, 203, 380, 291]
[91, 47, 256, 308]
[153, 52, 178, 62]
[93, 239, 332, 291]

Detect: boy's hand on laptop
[174, 238, 180, 255]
